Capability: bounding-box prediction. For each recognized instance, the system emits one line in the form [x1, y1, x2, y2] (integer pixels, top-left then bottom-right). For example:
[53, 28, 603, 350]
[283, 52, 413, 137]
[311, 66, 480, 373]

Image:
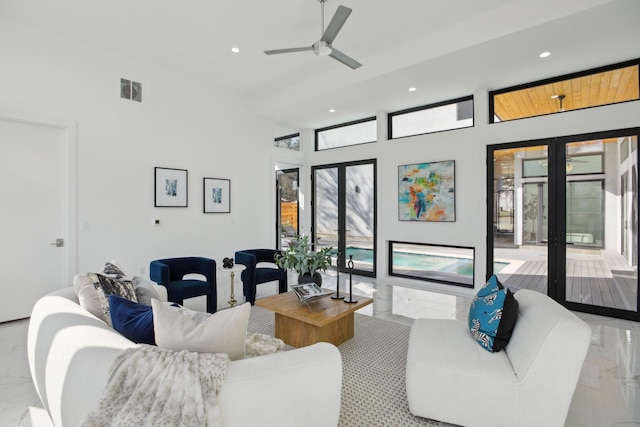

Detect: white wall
[0, 17, 279, 284]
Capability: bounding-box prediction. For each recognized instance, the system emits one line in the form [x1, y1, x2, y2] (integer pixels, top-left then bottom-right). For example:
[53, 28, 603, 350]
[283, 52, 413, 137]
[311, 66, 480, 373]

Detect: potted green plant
[275, 234, 332, 285]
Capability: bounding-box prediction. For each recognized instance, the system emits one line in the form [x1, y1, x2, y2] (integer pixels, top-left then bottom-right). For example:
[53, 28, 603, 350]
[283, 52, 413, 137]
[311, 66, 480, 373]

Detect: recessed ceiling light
[329, 109, 335, 113]
[539, 51, 551, 58]
[408, 87, 417, 92]
[231, 47, 240, 53]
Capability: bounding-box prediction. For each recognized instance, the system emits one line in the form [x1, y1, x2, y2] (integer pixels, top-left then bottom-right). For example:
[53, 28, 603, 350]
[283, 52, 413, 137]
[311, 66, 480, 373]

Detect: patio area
[496, 247, 637, 311]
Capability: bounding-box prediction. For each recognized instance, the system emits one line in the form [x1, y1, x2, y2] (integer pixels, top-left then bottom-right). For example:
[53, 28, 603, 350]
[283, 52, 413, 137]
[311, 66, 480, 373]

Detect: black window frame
[388, 240, 475, 288]
[315, 116, 377, 151]
[387, 95, 474, 140]
[489, 58, 640, 124]
[274, 133, 301, 151]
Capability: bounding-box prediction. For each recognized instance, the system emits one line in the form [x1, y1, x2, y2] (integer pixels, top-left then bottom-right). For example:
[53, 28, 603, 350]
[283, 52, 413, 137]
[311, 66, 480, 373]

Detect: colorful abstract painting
[398, 160, 455, 222]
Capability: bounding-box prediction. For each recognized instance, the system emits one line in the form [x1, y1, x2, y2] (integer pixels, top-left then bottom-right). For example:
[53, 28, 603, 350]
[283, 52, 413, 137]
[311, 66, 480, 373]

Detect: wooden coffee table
[255, 290, 373, 347]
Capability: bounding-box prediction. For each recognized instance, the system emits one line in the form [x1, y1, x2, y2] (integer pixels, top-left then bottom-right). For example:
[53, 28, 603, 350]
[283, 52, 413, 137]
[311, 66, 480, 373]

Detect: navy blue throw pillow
[468, 275, 518, 353]
[109, 295, 155, 345]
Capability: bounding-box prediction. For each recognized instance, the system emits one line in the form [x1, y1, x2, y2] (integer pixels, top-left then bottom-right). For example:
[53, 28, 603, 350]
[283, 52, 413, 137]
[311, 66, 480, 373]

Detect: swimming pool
[333, 247, 508, 277]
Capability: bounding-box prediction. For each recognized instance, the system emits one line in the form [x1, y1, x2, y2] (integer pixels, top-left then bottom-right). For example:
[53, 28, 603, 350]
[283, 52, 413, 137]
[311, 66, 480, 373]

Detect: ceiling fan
[264, 0, 362, 70]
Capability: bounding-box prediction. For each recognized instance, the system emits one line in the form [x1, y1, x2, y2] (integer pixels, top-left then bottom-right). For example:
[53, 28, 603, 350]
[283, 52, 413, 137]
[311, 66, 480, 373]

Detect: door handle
[50, 238, 64, 248]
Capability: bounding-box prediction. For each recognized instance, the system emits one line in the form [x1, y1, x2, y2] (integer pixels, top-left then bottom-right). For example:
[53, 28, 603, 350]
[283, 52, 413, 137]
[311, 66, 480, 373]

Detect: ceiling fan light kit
[313, 41, 332, 56]
[264, 0, 362, 69]
[552, 94, 566, 112]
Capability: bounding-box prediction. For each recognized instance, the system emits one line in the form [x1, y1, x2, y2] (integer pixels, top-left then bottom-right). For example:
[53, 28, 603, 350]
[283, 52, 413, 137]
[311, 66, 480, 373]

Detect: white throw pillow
[131, 276, 162, 305]
[152, 300, 250, 360]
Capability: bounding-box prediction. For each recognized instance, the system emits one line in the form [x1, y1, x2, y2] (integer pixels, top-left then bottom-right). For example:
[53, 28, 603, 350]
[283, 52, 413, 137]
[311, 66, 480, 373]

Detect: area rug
[247, 306, 441, 426]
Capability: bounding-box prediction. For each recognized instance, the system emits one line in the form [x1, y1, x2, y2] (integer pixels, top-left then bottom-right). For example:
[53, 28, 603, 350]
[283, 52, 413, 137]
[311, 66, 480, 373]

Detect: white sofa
[406, 289, 591, 427]
[28, 287, 342, 427]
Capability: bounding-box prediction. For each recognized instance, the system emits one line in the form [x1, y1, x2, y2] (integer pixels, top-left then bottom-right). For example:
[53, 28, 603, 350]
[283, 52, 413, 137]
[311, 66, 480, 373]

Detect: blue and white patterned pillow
[468, 275, 518, 352]
[87, 266, 138, 326]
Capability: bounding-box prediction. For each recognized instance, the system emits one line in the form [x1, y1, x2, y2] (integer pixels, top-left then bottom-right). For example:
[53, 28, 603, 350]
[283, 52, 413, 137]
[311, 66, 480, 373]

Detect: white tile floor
[2, 272, 639, 427]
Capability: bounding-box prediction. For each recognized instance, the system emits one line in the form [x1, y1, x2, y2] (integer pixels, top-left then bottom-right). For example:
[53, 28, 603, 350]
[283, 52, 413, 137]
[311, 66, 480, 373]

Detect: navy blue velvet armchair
[149, 257, 217, 313]
[235, 249, 288, 305]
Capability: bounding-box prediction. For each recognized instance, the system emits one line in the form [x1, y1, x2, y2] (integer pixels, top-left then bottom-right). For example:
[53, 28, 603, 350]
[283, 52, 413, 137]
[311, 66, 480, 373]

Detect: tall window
[315, 117, 377, 151]
[490, 59, 640, 123]
[388, 96, 473, 139]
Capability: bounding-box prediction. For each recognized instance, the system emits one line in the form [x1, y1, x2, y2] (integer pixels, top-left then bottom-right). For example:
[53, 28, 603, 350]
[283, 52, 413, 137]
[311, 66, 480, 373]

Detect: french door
[488, 128, 639, 320]
[312, 159, 377, 277]
[276, 168, 299, 250]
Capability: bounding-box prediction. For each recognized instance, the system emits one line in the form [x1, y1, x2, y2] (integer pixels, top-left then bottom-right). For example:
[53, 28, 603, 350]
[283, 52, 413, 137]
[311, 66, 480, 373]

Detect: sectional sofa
[27, 287, 342, 426]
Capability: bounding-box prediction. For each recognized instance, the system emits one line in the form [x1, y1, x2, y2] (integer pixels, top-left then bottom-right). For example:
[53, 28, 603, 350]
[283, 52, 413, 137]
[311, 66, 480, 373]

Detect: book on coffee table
[291, 282, 332, 302]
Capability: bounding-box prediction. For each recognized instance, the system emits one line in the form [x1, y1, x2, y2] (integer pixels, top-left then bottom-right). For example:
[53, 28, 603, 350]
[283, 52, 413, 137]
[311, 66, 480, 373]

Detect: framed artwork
[398, 160, 455, 222]
[203, 177, 230, 213]
[154, 167, 188, 207]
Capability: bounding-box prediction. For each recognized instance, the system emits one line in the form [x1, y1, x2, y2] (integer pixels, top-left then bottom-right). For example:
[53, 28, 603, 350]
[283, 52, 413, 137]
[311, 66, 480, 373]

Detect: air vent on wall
[120, 78, 142, 102]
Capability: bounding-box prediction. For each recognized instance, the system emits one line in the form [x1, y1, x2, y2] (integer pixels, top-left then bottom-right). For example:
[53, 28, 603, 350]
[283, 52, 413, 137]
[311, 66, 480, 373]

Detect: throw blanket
[81, 345, 230, 427]
[245, 332, 288, 357]
[81, 333, 286, 427]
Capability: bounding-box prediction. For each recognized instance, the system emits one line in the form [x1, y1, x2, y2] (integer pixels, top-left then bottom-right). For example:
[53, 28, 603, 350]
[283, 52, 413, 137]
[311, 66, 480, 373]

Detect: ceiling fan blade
[329, 48, 362, 69]
[264, 46, 313, 55]
[321, 5, 352, 44]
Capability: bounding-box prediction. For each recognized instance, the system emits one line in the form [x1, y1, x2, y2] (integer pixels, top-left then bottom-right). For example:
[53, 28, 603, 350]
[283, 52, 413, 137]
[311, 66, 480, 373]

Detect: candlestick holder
[331, 251, 344, 300]
[344, 254, 358, 304]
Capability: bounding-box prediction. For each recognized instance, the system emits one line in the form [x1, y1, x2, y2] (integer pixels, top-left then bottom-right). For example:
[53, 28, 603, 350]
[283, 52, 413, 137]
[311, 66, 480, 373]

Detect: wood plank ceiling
[494, 65, 639, 121]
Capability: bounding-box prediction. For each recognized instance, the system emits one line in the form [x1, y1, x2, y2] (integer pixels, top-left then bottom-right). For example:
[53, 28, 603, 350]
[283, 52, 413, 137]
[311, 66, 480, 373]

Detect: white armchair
[406, 289, 591, 427]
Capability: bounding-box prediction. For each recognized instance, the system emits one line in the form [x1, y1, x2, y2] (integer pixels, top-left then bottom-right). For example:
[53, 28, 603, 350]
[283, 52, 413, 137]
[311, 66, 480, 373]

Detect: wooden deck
[497, 249, 637, 311]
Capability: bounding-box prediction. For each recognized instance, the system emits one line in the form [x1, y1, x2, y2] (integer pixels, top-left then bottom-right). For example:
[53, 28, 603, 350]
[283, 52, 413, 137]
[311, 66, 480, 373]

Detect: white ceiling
[1, 0, 639, 130]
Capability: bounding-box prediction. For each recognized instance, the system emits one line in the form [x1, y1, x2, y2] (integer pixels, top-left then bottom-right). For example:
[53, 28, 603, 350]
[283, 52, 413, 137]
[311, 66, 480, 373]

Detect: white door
[0, 118, 68, 322]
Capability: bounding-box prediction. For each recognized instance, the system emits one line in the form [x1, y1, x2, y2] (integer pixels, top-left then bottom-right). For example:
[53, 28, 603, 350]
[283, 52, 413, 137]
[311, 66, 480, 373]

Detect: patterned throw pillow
[88, 271, 138, 326]
[468, 275, 518, 353]
[75, 262, 137, 324]
[103, 262, 128, 279]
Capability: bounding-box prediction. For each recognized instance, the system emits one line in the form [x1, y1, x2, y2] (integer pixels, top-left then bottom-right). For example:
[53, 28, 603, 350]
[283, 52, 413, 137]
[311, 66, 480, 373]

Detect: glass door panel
[565, 137, 638, 312]
[313, 160, 376, 277]
[313, 167, 339, 253]
[345, 163, 375, 274]
[276, 168, 299, 249]
[492, 145, 549, 295]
